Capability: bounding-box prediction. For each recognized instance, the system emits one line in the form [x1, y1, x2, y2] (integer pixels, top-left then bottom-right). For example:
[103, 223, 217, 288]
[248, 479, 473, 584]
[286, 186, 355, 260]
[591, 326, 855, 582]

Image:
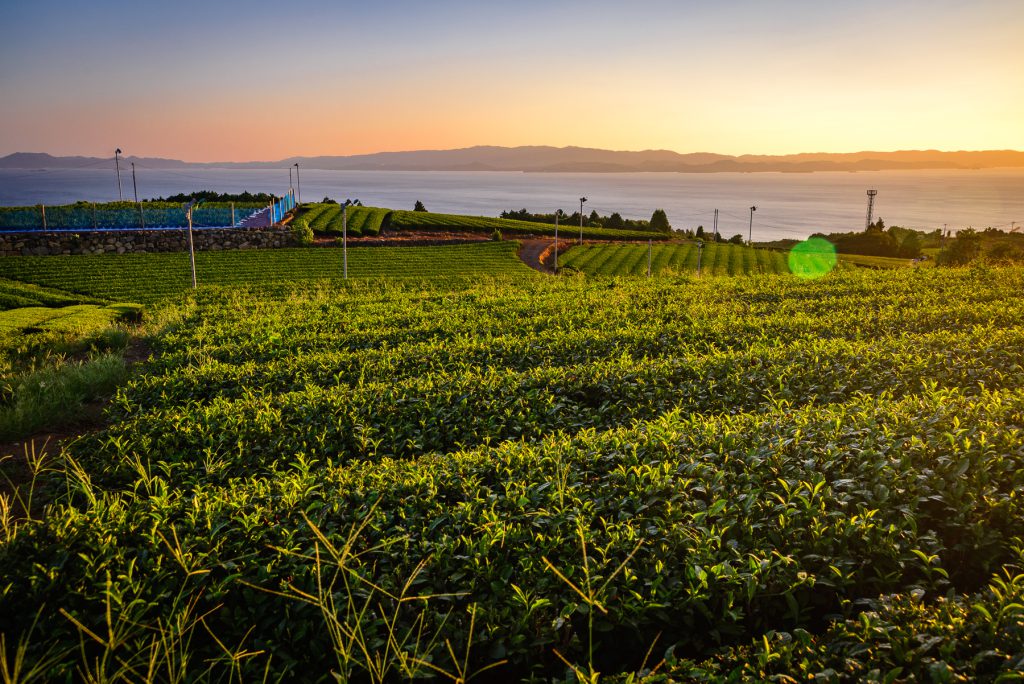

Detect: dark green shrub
[290, 218, 314, 246]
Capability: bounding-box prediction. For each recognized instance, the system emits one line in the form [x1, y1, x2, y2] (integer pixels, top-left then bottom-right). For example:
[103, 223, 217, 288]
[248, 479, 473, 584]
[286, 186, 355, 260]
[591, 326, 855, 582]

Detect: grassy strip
[0, 278, 96, 312]
[0, 353, 128, 441]
[1, 302, 143, 441]
[0, 303, 141, 335]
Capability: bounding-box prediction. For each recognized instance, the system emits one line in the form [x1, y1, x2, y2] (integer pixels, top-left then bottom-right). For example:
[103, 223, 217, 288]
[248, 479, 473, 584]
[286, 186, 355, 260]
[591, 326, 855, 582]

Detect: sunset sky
[1, 0, 1021, 162]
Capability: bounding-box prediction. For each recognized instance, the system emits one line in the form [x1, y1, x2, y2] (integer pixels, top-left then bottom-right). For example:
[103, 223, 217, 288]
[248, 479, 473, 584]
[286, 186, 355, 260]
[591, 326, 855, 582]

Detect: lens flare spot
[788, 237, 837, 279]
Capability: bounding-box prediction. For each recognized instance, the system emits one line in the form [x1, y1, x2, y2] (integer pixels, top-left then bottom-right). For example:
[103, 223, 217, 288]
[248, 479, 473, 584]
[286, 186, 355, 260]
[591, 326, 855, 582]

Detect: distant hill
[0, 152, 191, 170]
[2, 146, 1023, 173]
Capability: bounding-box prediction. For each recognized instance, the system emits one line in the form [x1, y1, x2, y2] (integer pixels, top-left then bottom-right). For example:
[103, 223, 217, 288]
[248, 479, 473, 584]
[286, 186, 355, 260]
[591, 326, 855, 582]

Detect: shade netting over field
[0, 202, 265, 231]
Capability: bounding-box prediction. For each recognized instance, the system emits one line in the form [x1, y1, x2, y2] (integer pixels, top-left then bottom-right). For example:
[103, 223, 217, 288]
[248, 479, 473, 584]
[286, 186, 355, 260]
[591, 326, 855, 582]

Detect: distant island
[2, 146, 1023, 173]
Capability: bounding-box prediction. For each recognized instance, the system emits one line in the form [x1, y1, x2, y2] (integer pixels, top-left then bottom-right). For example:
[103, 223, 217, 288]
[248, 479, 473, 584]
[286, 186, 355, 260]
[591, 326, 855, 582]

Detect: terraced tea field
[1, 267, 1022, 681]
[299, 203, 389, 236]
[0, 242, 534, 302]
[388, 209, 667, 240]
[560, 241, 792, 276]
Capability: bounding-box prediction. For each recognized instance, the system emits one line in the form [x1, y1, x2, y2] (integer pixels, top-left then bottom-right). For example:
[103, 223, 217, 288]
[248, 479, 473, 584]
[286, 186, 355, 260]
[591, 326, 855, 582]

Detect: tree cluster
[937, 228, 1024, 266]
[499, 208, 671, 233]
[681, 225, 745, 244]
[813, 219, 924, 258]
[147, 190, 275, 203]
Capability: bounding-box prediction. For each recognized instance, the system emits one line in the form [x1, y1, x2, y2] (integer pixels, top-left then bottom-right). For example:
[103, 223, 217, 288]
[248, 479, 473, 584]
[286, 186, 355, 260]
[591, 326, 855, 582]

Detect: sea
[2, 167, 1022, 242]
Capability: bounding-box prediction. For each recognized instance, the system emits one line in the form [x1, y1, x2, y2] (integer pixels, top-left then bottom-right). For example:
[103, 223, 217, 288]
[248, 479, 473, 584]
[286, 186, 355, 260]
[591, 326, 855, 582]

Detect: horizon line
[3, 144, 1024, 165]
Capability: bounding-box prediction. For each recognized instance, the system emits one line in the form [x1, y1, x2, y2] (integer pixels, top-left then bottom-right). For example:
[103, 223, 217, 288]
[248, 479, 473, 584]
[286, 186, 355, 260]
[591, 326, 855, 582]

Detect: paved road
[519, 239, 554, 274]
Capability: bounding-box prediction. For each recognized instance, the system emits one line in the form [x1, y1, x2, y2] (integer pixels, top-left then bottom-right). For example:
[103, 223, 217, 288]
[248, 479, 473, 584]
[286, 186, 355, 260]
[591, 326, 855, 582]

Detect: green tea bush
[1, 267, 1023, 681]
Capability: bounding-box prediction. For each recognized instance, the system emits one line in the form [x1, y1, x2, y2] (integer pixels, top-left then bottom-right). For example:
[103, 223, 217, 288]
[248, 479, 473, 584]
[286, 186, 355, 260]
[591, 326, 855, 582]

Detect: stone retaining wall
[0, 228, 294, 257]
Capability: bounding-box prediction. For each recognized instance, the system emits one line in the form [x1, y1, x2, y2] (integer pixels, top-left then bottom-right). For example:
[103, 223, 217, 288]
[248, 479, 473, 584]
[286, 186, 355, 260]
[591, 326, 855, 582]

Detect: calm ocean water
[2, 167, 1021, 242]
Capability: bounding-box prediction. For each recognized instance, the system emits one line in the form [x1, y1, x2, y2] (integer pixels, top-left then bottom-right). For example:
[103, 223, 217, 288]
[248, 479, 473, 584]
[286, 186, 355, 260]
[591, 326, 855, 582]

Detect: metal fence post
[187, 209, 197, 288]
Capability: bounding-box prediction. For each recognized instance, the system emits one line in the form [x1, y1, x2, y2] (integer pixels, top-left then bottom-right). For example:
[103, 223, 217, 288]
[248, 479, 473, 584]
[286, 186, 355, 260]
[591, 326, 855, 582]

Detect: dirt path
[519, 239, 554, 274]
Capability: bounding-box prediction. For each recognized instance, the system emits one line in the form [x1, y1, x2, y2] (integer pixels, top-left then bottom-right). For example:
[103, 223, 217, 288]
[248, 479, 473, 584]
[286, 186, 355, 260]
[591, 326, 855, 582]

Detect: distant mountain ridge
[3, 146, 1023, 173]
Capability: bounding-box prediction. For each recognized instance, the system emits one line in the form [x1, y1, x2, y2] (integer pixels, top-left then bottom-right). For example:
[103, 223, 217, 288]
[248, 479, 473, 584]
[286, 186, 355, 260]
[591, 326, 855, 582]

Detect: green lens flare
[788, 237, 837, 279]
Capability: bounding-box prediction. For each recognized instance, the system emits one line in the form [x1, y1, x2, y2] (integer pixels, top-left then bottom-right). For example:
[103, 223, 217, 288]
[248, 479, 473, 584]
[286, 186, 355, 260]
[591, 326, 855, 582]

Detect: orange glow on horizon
[2, 1, 1021, 161]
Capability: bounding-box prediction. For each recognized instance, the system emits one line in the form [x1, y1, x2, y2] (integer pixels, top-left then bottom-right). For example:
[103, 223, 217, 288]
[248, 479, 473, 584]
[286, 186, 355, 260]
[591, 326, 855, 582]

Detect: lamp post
[115, 148, 123, 201]
[696, 239, 704, 276]
[579, 197, 587, 245]
[293, 163, 301, 205]
[748, 206, 757, 245]
[289, 166, 293, 195]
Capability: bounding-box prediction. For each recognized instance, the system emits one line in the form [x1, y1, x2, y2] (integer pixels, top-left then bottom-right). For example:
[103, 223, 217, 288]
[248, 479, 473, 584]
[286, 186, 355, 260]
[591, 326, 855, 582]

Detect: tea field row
[560, 242, 792, 276]
[0, 242, 535, 302]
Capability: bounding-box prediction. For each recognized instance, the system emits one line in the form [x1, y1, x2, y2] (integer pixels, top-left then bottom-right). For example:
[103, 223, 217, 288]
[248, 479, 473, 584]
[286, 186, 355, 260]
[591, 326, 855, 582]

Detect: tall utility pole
[748, 206, 757, 244]
[115, 148, 123, 201]
[713, 208, 718, 240]
[342, 199, 359, 279]
[554, 209, 560, 272]
[865, 189, 878, 230]
[294, 163, 301, 205]
[579, 197, 587, 245]
[182, 199, 203, 289]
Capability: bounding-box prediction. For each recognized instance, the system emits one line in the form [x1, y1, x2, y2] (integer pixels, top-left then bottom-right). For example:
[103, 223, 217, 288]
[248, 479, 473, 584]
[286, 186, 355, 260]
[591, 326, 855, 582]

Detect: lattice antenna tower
[865, 189, 878, 230]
